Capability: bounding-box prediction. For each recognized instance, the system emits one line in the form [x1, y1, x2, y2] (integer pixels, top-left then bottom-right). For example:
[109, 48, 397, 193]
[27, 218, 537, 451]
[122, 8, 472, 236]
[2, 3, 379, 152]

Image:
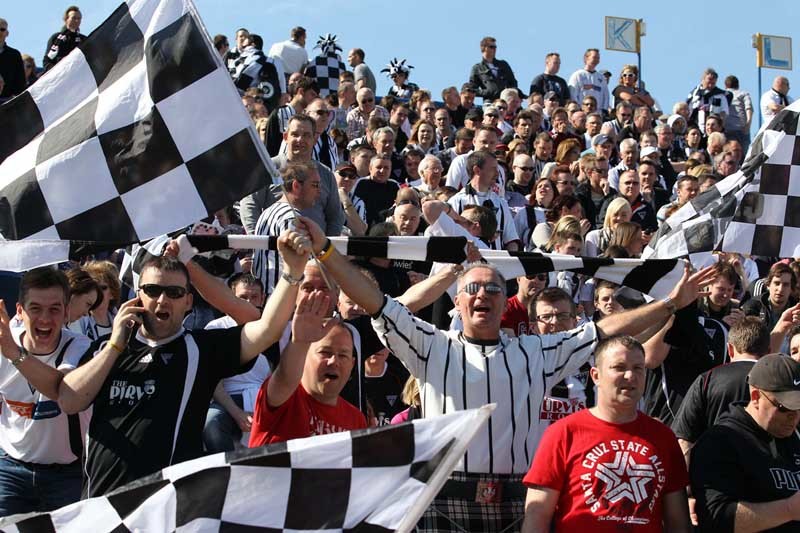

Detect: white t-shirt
[205, 316, 271, 399]
[0, 328, 92, 463]
[267, 39, 308, 75]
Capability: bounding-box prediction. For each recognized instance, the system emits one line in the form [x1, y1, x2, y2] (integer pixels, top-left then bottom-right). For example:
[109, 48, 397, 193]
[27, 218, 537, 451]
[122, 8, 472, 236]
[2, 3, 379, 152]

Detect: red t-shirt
[523, 409, 687, 532]
[500, 295, 531, 336]
[249, 378, 367, 447]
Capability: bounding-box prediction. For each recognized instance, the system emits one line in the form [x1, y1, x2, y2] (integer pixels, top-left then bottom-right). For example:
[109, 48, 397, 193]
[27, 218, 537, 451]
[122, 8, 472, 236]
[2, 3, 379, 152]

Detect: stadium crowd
[4, 5, 800, 532]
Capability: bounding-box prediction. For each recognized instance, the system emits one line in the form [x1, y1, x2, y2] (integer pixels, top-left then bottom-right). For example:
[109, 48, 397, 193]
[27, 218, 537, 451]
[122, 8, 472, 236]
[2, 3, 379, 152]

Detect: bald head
[774, 76, 790, 95]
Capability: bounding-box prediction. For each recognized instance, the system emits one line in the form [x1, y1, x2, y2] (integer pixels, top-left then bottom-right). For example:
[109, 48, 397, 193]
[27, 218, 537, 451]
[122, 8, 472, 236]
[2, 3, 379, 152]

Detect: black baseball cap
[748, 354, 800, 410]
[460, 83, 477, 93]
[465, 108, 483, 122]
[335, 162, 357, 176]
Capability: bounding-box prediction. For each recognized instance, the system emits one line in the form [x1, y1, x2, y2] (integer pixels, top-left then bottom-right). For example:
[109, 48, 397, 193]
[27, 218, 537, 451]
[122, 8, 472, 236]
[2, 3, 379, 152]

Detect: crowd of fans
[3, 5, 800, 532]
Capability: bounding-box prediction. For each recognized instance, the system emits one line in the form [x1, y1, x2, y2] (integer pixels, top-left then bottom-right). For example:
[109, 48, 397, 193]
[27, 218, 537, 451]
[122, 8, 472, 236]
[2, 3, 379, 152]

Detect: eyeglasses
[536, 312, 574, 323]
[526, 274, 548, 281]
[485, 45, 497, 49]
[337, 172, 357, 180]
[621, 73, 636, 78]
[486, 114, 499, 118]
[139, 284, 188, 299]
[310, 109, 331, 116]
[0, 28, 7, 32]
[555, 179, 576, 186]
[461, 281, 504, 295]
[516, 166, 535, 172]
[762, 392, 800, 413]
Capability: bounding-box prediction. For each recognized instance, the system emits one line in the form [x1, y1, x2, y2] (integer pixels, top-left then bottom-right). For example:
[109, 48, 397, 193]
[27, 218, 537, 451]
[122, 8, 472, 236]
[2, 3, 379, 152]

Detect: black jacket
[469, 59, 518, 101]
[0, 45, 26, 98]
[599, 191, 659, 233]
[575, 181, 604, 229]
[742, 292, 799, 331]
[690, 404, 800, 532]
[43, 27, 86, 71]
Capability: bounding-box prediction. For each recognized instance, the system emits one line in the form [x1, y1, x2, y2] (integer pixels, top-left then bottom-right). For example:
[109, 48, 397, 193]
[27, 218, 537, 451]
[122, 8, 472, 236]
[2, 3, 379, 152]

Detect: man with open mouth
[0, 267, 92, 516]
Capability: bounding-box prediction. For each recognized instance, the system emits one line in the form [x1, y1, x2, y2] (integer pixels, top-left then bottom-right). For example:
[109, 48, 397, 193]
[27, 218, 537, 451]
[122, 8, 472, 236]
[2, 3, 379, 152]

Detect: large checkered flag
[0, 407, 493, 533]
[0, 0, 276, 264]
[645, 101, 800, 261]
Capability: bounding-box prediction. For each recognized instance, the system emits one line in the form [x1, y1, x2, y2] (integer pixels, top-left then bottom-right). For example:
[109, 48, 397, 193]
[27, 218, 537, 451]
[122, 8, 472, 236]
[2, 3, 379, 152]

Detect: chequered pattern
[0, 0, 270, 247]
[304, 53, 346, 97]
[646, 102, 800, 262]
[0, 409, 488, 533]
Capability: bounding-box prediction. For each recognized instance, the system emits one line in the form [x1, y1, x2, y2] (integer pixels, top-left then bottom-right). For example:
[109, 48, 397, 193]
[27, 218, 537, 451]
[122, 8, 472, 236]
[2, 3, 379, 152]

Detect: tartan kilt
[416, 472, 525, 533]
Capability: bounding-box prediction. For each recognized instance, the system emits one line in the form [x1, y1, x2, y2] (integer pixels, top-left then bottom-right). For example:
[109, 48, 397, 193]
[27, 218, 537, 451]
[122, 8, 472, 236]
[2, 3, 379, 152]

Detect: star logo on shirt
[595, 451, 656, 504]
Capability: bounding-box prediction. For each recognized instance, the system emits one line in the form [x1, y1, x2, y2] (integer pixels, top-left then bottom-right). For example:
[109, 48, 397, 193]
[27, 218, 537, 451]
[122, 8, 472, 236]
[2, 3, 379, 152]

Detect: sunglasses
[621, 73, 636, 78]
[762, 392, 800, 413]
[516, 166, 535, 172]
[338, 172, 357, 180]
[526, 274, 548, 281]
[139, 284, 188, 299]
[461, 282, 504, 295]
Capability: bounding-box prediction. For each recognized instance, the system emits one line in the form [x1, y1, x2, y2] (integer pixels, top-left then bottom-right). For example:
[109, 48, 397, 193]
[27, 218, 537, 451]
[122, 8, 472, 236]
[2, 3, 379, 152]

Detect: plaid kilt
[416, 471, 525, 533]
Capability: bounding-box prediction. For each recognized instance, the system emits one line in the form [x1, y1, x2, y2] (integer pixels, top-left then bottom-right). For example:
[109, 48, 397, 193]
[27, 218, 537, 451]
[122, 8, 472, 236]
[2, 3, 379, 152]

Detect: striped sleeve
[371, 296, 448, 378]
[531, 321, 598, 390]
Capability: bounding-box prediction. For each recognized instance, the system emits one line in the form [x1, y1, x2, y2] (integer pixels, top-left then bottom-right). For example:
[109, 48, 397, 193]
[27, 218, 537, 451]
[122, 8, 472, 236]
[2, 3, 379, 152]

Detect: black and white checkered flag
[645, 101, 800, 261]
[0, 407, 492, 533]
[0, 0, 276, 255]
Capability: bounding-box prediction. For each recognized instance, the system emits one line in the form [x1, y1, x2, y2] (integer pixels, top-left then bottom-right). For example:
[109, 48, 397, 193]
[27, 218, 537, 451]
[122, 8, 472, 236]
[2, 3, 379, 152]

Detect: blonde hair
[603, 198, 632, 229]
[544, 215, 581, 251]
[401, 375, 420, 407]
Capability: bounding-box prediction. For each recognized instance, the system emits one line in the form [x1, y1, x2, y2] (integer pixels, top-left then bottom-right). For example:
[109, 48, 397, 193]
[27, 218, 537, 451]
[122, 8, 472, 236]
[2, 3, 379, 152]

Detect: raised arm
[397, 264, 462, 313]
[265, 290, 332, 408]
[165, 237, 260, 325]
[596, 265, 716, 340]
[58, 297, 145, 414]
[298, 217, 385, 316]
[770, 302, 800, 353]
[239, 230, 309, 364]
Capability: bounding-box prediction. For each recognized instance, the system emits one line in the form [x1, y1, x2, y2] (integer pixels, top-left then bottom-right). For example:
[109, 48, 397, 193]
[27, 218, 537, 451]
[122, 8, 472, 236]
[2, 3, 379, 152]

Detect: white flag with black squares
[645, 101, 800, 261]
[0, 407, 492, 533]
[0, 0, 274, 248]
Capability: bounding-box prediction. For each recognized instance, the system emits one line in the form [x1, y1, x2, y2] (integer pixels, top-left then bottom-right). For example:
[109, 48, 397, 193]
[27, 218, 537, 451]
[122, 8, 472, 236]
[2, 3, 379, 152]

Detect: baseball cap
[543, 91, 559, 101]
[641, 146, 659, 158]
[335, 162, 357, 175]
[460, 83, 477, 93]
[748, 354, 800, 410]
[592, 133, 613, 146]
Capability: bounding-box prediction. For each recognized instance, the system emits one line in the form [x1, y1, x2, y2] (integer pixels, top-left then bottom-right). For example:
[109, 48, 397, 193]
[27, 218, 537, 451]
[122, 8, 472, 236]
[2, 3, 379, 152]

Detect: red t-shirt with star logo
[523, 409, 687, 531]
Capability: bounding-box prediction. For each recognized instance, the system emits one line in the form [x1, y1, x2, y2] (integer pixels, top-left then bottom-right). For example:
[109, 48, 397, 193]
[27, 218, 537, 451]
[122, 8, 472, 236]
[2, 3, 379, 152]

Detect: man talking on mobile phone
[52, 230, 316, 497]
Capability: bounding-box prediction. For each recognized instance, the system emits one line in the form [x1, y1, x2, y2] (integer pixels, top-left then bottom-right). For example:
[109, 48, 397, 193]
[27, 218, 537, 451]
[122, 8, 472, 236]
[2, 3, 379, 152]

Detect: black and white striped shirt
[252, 202, 299, 296]
[372, 297, 598, 474]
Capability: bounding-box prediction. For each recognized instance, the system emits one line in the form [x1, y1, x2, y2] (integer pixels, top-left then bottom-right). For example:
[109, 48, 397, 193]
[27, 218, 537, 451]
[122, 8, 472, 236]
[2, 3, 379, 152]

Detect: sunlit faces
[591, 343, 646, 409]
[283, 119, 314, 159]
[369, 157, 392, 183]
[303, 324, 355, 402]
[595, 286, 622, 317]
[297, 170, 321, 209]
[708, 276, 734, 308]
[619, 171, 640, 202]
[68, 291, 97, 323]
[455, 267, 507, 336]
[533, 298, 575, 334]
[356, 88, 376, 113]
[392, 203, 421, 236]
[64, 9, 82, 32]
[137, 267, 192, 340]
[17, 287, 68, 353]
[373, 133, 395, 156]
[755, 389, 800, 439]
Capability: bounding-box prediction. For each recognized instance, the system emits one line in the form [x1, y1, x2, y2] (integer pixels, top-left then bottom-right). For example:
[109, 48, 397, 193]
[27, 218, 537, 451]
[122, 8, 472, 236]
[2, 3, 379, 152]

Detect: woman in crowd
[531, 194, 588, 250]
[612, 64, 654, 110]
[584, 197, 632, 257]
[538, 214, 583, 253]
[65, 267, 102, 329]
[608, 221, 645, 257]
[79, 260, 121, 342]
[685, 125, 703, 158]
[403, 120, 438, 155]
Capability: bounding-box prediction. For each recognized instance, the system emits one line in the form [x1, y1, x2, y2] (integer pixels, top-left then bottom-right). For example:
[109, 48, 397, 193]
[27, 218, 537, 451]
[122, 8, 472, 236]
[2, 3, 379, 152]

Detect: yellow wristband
[107, 341, 124, 354]
[318, 239, 334, 262]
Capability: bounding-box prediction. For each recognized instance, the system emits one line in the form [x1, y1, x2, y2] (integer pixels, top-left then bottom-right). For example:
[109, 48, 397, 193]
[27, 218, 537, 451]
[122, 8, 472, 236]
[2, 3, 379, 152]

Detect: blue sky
[4, 0, 799, 134]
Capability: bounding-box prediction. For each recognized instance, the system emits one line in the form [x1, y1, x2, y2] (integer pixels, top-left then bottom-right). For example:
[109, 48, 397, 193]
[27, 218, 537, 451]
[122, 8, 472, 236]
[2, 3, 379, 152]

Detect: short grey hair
[500, 88, 518, 102]
[457, 262, 506, 291]
[418, 154, 442, 174]
[619, 138, 638, 153]
[654, 123, 671, 135]
[373, 126, 395, 140]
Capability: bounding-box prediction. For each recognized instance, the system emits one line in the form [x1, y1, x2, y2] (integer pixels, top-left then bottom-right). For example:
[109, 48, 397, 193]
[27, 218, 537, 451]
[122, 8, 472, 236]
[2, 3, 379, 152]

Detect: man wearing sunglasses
[690, 354, 800, 532]
[52, 231, 311, 497]
[291, 216, 714, 533]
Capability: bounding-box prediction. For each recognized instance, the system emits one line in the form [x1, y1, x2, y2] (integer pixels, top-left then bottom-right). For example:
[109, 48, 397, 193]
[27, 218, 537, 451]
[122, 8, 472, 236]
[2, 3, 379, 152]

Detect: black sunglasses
[526, 273, 548, 281]
[139, 284, 188, 299]
[762, 392, 800, 414]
